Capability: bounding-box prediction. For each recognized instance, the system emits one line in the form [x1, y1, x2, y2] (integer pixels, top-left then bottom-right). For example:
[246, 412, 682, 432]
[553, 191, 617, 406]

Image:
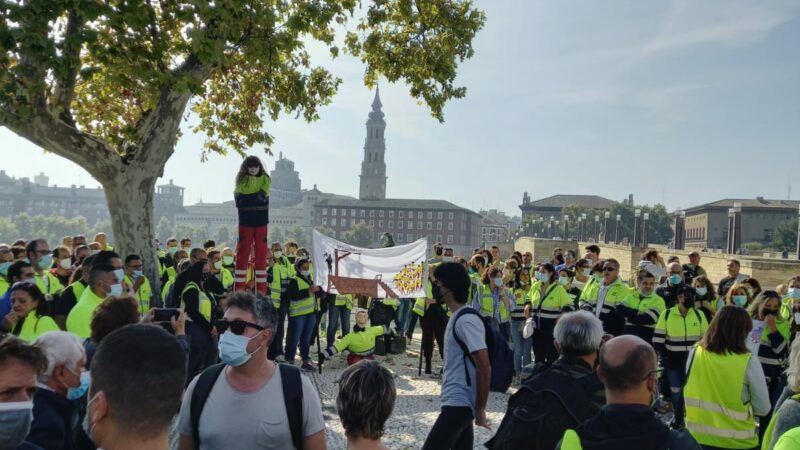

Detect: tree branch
[51, 10, 83, 126]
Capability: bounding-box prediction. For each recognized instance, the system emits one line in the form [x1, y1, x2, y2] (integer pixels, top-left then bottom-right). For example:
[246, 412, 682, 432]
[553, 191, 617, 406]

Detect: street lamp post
[796, 205, 800, 260]
[581, 213, 587, 241]
[603, 211, 610, 244]
[555, 220, 560, 239]
[633, 209, 642, 247]
[594, 215, 600, 242]
[563, 215, 570, 240]
[615, 214, 621, 244]
[732, 202, 742, 254]
[642, 212, 650, 248]
[674, 209, 686, 250]
[549, 216, 555, 239]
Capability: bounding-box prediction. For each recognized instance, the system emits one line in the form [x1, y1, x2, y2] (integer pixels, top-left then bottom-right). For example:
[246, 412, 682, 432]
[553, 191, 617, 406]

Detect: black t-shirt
[53, 280, 86, 316]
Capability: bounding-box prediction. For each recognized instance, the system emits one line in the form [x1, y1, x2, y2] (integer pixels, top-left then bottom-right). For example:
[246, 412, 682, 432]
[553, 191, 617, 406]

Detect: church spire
[360, 87, 387, 201]
[369, 86, 384, 121]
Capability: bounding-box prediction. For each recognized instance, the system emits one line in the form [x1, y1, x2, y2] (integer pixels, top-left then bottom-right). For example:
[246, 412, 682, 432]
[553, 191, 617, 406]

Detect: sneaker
[301, 362, 315, 372]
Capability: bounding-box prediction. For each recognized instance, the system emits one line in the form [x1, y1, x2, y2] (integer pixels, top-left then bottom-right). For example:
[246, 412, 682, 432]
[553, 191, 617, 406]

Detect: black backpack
[190, 363, 304, 449]
[485, 362, 599, 450]
[452, 307, 514, 393]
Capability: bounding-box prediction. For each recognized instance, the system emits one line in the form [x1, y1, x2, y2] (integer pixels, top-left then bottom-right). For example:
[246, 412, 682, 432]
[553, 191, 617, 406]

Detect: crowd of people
[3, 227, 800, 449]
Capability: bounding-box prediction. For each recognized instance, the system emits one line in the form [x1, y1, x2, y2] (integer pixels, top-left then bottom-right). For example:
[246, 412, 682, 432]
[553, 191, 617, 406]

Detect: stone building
[480, 209, 514, 245]
[680, 197, 800, 249]
[0, 171, 110, 224]
[519, 193, 617, 222]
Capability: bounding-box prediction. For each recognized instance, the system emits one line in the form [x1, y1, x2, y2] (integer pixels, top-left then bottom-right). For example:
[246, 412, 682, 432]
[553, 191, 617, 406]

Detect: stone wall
[514, 238, 800, 287]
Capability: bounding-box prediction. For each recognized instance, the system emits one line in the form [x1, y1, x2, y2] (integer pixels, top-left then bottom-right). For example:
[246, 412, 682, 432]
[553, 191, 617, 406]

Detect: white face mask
[59, 259, 72, 270]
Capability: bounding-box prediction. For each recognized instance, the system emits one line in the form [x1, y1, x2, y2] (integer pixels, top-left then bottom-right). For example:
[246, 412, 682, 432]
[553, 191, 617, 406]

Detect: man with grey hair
[177, 292, 326, 450]
[28, 331, 87, 449]
[487, 311, 606, 449]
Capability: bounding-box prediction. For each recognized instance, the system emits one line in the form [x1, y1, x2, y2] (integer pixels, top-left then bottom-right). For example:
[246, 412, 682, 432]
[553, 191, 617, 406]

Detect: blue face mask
[65, 369, 91, 401]
[37, 254, 53, 270]
[113, 269, 124, 284]
[537, 272, 550, 283]
[0, 261, 11, 277]
[695, 287, 708, 297]
[109, 283, 123, 296]
[493, 277, 504, 288]
[732, 295, 747, 306]
[558, 276, 569, 286]
[218, 330, 263, 367]
[300, 270, 310, 277]
[790, 288, 800, 299]
[668, 274, 682, 285]
[133, 270, 143, 279]
[582, 268, 592, 277]
[0, 401, 34, 448]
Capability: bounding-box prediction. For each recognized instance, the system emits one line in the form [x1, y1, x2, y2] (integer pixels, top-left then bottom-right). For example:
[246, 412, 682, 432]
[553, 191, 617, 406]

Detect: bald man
[656, 262, 686, 309]
[557, 335, 700, 450]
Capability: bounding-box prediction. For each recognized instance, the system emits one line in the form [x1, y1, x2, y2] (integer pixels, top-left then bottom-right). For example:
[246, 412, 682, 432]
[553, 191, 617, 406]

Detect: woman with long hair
[2, 281, 59, 342]
[684, 305, 770, 450]
[233, 155, 271, 295]
[692, 275, 718, 322]
[509, 268, 532, 374]
[527, 263, 574, 365]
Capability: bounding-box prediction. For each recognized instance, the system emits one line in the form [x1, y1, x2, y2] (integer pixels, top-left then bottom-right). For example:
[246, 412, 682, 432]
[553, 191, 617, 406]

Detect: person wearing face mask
[84, 324, 185, 450]
[121, 254, 152, 314]
[722, 284, 753, 310]
[233, 156, 271, 295]
[181, 261, 218, 382]
[25, 239, 64, 298]
[618, 271, 666, 345]
[656, 262, 686, 309]
[0, 335, 47, 450]
[781, 277, 800, 333]
[267, 241, 294, 361]
[684, 306, 770, 450]
[577, 261, 607, 312]
[161, 237, 180, 280]
[0, 247, 13, 297]
[580, 260, 630, 337]
[571, 259, 592, 292]
[509, 269, 533, 376]
[681, 252, 707, 286]
[27, 331, 87, 450]
[472, 267, 515, 341]
[558, 335, 701, 450]
[176, 293, 325, 450]
[1, 262, 36, 328]
[53, 255, 95, 330]
[525, 263, 574, 365]
[559, 269, 583, 309]
[66, 264, 119, 339]
[49, 246, 72, 288]
[2, 283, 59, 342]
[748, 291, 790, 439]
[284, 258, 322, 372]
[319, 309, 391, 366]
[691, 275, 718, 323]
[743, 278, 763, 304]
[653, 285, 708, 430]
[221, 247, 236, 272]
[207, 249, 233, 292]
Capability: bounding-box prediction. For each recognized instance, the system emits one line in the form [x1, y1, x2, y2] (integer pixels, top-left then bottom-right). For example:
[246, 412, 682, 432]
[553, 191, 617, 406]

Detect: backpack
[190, 363, 304, 450]
[485, 362, 599, 450]
[452, 307, 514, 393]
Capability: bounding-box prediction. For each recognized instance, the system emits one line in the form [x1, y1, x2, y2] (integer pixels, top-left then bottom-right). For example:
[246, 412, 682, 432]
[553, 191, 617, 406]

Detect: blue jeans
[285, 313, 316, 363]
[666, 367, 686, 425]
[396, 298, 413, 333]
[326, 305, 351, 348]
[509, 320, 532, 374]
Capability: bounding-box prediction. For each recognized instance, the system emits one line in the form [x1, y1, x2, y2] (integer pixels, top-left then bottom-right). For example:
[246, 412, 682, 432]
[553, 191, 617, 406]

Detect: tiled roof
[684, 198, 800, 213]
[314, 198, 479, 215]
[521, 194, 617, 209]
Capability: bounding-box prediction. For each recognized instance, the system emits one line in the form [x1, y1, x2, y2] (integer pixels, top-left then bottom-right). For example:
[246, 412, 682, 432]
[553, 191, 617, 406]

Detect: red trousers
[235, 225, 268, 295]
[347, 354, 374, 366]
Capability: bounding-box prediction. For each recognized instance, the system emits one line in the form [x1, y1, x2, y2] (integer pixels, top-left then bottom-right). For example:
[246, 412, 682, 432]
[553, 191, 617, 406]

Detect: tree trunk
[102, 167, 161, 303]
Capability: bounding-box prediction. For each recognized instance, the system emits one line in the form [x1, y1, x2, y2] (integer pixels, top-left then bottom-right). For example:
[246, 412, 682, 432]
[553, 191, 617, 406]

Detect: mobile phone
[153, 308, 180, 322]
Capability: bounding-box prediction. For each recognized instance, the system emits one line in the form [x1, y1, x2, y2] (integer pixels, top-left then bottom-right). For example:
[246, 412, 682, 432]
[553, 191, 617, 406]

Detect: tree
[156, 217, 173, 242]
[343, 222, 374, 247]
[771, 218, 798, 252]
[270, 226, 286, 246]
[286, 225, 309, 248]
[555, 202, 674, 245]
[213, 226, 231, 248]
[1, 1, 485, 288]
[313, 225, 334, 238]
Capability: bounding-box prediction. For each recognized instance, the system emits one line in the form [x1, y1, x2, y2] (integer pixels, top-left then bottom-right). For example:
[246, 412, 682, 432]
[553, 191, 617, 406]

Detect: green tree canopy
[342, 222, 374, 247]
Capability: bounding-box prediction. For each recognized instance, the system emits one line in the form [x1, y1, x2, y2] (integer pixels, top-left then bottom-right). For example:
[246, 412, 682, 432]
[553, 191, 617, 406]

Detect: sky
[2, 0, 799, 218]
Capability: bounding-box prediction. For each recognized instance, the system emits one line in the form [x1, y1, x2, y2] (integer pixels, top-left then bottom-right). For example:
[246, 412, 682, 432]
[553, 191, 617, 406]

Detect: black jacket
[564, 404, 701, 450]
[656, 283, 683, 309]
[27, 388, 76, 450]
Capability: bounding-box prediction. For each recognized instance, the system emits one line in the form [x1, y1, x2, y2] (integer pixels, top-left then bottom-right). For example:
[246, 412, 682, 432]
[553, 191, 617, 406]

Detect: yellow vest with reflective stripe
[290, 276, 315, 317]
[558, 429, 583, 450]
[270, 259, 293, 307]
[16, 310, 59, 343]
[684, 346, 757, 448]
[653, 306, 708, 352]
[762, 392, 800, 450]
[35, 272, 63, 295]
[124, 274, 152, 315]
[181, 282, 212, 322]
[334, 294, 353, 309]
[412, 298, 426, 316]
[333, 325, 384, 355]
[477, 284, 510, 321]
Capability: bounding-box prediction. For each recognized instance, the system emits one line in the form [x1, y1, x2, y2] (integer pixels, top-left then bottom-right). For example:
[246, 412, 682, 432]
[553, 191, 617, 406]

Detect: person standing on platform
[233, 156, 271, 295]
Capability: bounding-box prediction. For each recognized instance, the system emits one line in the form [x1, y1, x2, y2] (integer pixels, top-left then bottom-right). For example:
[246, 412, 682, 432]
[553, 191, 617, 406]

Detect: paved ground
[307, 330, 511, 450]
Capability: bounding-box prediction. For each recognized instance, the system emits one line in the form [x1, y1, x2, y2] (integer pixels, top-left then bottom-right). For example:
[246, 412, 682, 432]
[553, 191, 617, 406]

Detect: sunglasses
[602, 267, 617, 272]
[215, 319, 265, 335]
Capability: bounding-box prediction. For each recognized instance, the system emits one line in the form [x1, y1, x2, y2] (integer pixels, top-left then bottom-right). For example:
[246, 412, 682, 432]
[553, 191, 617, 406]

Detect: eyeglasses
[602, 267, 617, 272]
[215, 319, 265, 335]
[643, 367, 664, 381]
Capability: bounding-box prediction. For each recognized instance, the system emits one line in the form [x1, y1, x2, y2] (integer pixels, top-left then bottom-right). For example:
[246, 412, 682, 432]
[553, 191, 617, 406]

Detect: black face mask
[764, 309, 779, 317]
[682, 297, 695, 309]
[432, 284, 444, 303]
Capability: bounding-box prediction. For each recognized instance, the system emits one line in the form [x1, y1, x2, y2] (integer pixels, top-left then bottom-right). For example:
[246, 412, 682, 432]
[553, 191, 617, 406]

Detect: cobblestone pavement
[308, 331, 511, 450]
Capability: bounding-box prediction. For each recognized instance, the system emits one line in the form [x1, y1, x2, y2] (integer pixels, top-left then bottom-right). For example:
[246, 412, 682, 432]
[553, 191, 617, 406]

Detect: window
[398, 221, 404, 229]
[350, 219, 356, 227]
[378, 220, 383, 228]
[369, 220, 374, 227]
[427, 222, 432, 230]
[389, 211, 394, 218]
[408, 221, 413, 230]
[407, 233, 412, 242]
[370, 210, 375, 218]
[448, 222, 454, 231]
[417, 221, 423, 230]
[447, 235, 454, 244]
[417, 212, 423, 219]
[436, 235, 443, 243]
[322, 208, 328, 215]
[332, 230, 338, 239]
[437, 212, 443, 219]
[351, 209, 356, 217]
[360, 210, 366, 217]
[379, 210, 385, 217]
[427, 212, 433, 219]
[331, 218, 337, 226]
[332, 208, 337, 216]
[399, 211, 404, 219]
[388, 220, 394, 229]
[448, 212, 454, 220]
[437, 222, 442, 230]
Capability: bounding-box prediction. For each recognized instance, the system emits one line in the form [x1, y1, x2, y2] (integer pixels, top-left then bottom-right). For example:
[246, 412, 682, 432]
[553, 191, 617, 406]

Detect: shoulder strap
[665, 308, 671, 323]
[452, 307, 480, 386]
[693, 309, 702, 324]
[279, 363, 304, 450]
[190, 363, 226, 450]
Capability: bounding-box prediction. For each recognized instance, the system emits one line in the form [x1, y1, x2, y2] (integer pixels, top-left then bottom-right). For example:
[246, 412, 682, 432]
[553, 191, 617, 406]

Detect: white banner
[312, 230, 428, 298]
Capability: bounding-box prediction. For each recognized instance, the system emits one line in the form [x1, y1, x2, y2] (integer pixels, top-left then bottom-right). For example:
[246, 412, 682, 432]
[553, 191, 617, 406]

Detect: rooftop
[315, 197, 480, 215]
[520, 194, 617, 210]
[683, 197, 800, 213]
